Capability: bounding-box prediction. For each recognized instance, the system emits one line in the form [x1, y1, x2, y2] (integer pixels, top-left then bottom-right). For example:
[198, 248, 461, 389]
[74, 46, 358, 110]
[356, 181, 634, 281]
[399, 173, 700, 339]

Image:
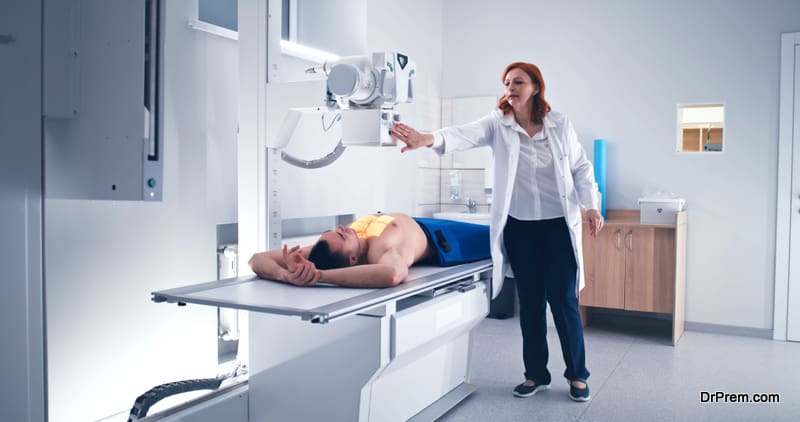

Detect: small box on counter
[638, 197, 685, 225]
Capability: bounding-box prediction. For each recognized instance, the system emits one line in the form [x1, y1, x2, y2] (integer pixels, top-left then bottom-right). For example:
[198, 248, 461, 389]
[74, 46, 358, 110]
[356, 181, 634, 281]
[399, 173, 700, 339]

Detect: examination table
[151, 259, 493, 421]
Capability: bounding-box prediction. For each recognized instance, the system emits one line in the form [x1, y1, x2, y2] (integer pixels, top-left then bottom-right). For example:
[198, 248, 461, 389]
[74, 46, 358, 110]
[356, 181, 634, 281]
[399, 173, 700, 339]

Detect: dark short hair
[308, 240, 350, 270]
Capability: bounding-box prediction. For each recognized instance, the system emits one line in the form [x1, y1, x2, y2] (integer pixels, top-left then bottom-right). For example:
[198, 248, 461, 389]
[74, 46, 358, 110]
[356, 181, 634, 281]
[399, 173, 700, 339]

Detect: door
[580, 226, 625, 309]
[788, 42, 800, 341]
[776, 33, 800, 342]
[773, 33, 800, 341]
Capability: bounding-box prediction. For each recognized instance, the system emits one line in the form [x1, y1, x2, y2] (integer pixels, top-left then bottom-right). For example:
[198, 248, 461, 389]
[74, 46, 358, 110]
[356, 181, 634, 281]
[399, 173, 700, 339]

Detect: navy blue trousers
[503, 216, 589, 385]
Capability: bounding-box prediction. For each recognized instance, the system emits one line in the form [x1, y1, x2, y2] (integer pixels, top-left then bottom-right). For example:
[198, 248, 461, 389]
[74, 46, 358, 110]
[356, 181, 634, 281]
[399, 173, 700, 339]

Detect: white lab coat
[432, 109, 599, 299]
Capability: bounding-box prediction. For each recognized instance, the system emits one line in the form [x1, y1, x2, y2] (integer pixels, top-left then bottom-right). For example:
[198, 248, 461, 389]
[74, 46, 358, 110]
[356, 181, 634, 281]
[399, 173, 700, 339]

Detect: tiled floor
[439, 315, 800, 421]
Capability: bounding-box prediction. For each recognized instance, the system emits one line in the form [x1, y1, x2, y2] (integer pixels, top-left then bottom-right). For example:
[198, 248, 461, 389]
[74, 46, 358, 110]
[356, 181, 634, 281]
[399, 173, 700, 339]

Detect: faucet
[465, 198, 478, 214]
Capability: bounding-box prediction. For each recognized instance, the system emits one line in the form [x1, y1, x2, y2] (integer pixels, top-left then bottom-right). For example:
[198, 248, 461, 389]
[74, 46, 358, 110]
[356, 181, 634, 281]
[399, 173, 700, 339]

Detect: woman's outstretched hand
[391, 122, 435, 153]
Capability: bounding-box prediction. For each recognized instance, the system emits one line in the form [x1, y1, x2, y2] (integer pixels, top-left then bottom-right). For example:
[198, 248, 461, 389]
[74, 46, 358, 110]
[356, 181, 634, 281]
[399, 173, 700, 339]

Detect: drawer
[391, 281, 488, 358]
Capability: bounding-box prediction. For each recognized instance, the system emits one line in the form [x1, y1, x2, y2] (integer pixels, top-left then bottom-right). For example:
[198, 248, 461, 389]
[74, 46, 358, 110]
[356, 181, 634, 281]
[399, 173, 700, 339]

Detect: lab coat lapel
[503, 127, 521, 213]
[496, 122, 520, 281]
[544, 124, 567, 199]
[543, 115, 585, 295]
[499, 113, 521, 217]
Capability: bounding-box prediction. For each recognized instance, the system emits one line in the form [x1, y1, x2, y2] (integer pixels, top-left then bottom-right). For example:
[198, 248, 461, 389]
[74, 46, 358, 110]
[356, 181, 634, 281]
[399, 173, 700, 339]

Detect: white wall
[298, 0, 367, 56]
[0, 1, 46, 420]
[44, 1, 238, 420]
[441, 0, 800, 330]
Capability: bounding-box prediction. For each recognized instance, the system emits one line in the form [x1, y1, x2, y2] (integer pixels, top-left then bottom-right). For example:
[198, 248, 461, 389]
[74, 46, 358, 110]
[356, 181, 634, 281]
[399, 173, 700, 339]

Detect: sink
[432, 212, 490, 225]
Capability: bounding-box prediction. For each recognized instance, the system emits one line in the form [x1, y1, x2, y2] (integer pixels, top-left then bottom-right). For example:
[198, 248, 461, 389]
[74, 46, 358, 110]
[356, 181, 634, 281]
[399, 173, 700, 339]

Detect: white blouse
[508, 128, 565, 220]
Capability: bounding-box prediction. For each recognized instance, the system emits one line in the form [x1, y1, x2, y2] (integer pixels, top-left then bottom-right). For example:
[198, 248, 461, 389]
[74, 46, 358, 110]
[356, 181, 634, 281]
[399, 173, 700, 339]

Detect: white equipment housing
[290, 52, 416, 148]
[43, 0, 164, 201]
[152, 261, 492, 421]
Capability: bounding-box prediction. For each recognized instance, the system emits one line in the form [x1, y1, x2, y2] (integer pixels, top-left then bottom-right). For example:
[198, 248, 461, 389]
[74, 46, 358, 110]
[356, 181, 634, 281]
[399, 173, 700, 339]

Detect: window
[199, 0, 237, 32]
[677, 104, 725, 153]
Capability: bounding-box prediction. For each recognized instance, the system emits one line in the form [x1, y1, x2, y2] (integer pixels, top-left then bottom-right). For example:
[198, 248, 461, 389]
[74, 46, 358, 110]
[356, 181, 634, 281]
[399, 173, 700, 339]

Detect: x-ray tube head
[321, 52, 415, 109]
[327, 62, 378, 105]
[286, 52, 416, 150]
[327, 53, 415, 147]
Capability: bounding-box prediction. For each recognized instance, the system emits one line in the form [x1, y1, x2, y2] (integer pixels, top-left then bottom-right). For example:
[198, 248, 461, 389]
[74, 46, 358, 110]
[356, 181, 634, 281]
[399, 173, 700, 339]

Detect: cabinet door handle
[626, 230, 633, 252]
[614, 229, 622, 250]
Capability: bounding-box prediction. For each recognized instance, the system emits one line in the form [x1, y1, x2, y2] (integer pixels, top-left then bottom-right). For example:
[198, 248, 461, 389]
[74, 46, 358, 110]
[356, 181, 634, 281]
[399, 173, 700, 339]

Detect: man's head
[308, 225, 360, 269]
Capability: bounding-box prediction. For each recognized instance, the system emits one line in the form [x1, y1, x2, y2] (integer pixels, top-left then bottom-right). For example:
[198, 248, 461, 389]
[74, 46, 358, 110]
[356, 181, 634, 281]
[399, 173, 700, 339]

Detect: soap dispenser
[449, 170, 461, 200]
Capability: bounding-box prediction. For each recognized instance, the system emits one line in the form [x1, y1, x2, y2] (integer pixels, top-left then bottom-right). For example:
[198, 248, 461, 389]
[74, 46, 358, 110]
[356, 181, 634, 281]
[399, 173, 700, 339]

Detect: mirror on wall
[677, 104, 725, 153]
[281, 0, 366, 60]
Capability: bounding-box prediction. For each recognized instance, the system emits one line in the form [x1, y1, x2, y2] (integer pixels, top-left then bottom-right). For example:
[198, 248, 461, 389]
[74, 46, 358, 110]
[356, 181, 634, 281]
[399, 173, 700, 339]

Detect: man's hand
[282, 244, 322, 286]
[585, 209, 604, 238]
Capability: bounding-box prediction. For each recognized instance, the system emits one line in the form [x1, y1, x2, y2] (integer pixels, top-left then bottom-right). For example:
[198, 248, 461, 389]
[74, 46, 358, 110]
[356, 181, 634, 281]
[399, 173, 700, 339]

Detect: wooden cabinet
[580, 210, 687, 345]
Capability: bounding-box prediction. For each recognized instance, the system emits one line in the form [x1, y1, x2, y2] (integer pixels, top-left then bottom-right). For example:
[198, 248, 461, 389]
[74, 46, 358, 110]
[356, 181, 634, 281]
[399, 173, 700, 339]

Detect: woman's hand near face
[391, 122, 434, 153]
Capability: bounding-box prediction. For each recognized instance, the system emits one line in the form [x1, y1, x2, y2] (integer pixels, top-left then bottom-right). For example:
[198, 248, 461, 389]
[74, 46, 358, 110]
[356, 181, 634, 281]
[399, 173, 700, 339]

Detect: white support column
[237, 0, 269, 274]
[266, 147, 282, 250]
[237, 0, 285, 370]
[236, 0, 268, 370]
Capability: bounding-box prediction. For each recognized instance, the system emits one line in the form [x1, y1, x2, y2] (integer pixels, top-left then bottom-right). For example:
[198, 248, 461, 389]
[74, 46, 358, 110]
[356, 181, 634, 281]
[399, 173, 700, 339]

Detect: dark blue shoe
[513, 381, 550, 398]
[569, 381, 591, 402]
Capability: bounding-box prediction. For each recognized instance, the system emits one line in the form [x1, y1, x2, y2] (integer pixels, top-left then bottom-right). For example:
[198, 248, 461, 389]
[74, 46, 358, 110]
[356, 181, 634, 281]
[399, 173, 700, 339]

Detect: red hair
[497, 62, 551, 123]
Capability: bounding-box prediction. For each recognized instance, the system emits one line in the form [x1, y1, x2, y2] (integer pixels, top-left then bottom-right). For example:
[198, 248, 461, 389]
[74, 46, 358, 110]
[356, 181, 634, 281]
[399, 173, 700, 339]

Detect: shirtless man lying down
[248, 212, 489, 288]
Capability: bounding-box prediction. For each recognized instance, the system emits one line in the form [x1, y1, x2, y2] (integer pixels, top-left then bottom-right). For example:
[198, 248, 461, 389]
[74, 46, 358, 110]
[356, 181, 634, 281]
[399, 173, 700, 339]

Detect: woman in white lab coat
[392, 62, 603, 402]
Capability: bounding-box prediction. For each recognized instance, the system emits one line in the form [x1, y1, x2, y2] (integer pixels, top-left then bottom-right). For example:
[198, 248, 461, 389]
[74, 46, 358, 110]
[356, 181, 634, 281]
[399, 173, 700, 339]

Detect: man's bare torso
[359, 213, 434, 268]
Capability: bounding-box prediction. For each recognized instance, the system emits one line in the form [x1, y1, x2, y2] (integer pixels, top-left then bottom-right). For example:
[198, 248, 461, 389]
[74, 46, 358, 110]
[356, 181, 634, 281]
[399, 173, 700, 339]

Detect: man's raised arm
[248, 245, 313, 283]
[318, 251, 409, 288]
